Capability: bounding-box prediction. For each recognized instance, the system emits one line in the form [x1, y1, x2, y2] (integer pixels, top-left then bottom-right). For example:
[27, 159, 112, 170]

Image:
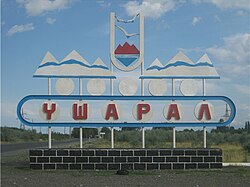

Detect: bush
[1, 127, 69, 143]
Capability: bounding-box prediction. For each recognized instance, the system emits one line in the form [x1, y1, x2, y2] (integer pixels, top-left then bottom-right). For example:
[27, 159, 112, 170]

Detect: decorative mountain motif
[40, 51, 59, 65]
[115, 42, 139, 54]
[147, 58, 164, 69]
[62, 50, 90, 65]
[167, 51, 194, 65]
[114, 42, 140, 67]
[142, 52, 220, 78]
[34, 50, 115, 78]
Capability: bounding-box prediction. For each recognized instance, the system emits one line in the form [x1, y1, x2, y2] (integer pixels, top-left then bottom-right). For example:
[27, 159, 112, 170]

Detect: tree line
[72, 121, 250, 150]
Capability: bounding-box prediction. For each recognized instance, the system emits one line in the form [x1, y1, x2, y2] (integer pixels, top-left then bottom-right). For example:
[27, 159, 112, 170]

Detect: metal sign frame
[17, 95, 236, 127]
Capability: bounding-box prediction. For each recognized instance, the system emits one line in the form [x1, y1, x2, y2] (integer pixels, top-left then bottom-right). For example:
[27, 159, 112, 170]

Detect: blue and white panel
[33, 50, 116, 79]
[141, 52, 220, 79]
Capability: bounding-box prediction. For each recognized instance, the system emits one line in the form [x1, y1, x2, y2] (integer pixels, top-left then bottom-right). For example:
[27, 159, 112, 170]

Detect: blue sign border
[17, 95, 236, 127]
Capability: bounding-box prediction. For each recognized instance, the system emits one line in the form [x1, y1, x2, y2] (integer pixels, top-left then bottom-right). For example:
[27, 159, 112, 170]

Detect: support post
[111, 127, 114, 148]
[203, 126, 206, 148]
[172, 78, 175, 96]
[48, 127, 52, 149]
[140, 12, 145, 149]
[80, 127, 83, 148]
[48, 78, 52, 148]
[142, 127, 145, 148]
[172, 78, 176, 148]
[141, 78, 145, 148]
[69, 127, 71, 139]
[202, 79, 207, 148]
[110, 11, 115, 96]
[79, 78, 83, 148]
[173, 127, 176, 148]
[110, 13, 115, 149]
[48, 78, 51, 95]
[202, 79, 206, 96]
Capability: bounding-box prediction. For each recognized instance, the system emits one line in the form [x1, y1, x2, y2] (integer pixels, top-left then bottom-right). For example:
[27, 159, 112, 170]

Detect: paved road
[1, 139, 80, 154]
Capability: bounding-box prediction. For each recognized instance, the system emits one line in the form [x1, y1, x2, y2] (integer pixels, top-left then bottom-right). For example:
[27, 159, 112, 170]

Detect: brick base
[29, 148, 222, 170]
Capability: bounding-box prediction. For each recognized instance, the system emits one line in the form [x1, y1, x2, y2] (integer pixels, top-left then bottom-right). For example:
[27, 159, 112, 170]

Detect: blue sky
[1, 0, 249, 131]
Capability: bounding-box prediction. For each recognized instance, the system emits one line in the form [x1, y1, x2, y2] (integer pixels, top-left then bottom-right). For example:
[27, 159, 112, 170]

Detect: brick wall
[30, 148, 222, 170]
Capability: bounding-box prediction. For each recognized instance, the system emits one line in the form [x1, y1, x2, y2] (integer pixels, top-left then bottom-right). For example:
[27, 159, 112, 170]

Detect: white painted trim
[223, 163, 250, 167]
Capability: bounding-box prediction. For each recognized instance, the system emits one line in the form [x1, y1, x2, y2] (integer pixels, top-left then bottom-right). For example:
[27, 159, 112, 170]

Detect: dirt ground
[1, 150, 250, 187]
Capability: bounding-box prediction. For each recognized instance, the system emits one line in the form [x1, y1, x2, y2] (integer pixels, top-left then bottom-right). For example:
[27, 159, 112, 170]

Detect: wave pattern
[146, 61, 214, 71]
[38, 59, 109, 70]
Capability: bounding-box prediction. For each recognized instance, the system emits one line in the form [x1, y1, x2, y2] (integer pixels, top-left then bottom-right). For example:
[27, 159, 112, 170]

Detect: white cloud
[96, 0, 111, 8]
[192, 0, 250, 10]
[123, 0, 181, 19]
[192, 16, 202, 26]
[7, 23, 34, 36]
[206, 33, 250, 75]
[16, 0, 73, 16]
[210, 0, 250, 10]
[46, 17, 56, 25]
[123, 0, 249, 19]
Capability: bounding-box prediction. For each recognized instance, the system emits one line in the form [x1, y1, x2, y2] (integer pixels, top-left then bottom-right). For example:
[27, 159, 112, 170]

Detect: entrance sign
[17, 95, 235, 127]
[17, 12, 236, 151]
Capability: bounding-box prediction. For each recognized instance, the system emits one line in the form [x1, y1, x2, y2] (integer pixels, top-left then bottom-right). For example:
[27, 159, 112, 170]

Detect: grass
[87, 139, 248, 163]
[73, 139, 249, 163]
[211, 143, 248, 162]
[80, 140, 205, 149]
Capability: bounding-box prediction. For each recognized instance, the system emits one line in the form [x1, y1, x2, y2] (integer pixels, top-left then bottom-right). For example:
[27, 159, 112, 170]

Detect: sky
[1, 0, 250, 132]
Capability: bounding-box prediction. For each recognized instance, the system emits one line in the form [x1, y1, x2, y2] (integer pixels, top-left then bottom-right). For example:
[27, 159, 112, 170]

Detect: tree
[101, 127, 111, 139]
[121, 127, 140, 131]
[72, 128, 98, 138]
[245, 121, 250, 133]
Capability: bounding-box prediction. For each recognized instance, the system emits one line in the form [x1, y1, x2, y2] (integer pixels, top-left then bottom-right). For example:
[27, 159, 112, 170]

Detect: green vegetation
[211, 144, 248, 163]
[72, 123, 250, 162]
[1, 122, 249, 162]
[71, 128, 98, 139]
[1, 127, 69, 143]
